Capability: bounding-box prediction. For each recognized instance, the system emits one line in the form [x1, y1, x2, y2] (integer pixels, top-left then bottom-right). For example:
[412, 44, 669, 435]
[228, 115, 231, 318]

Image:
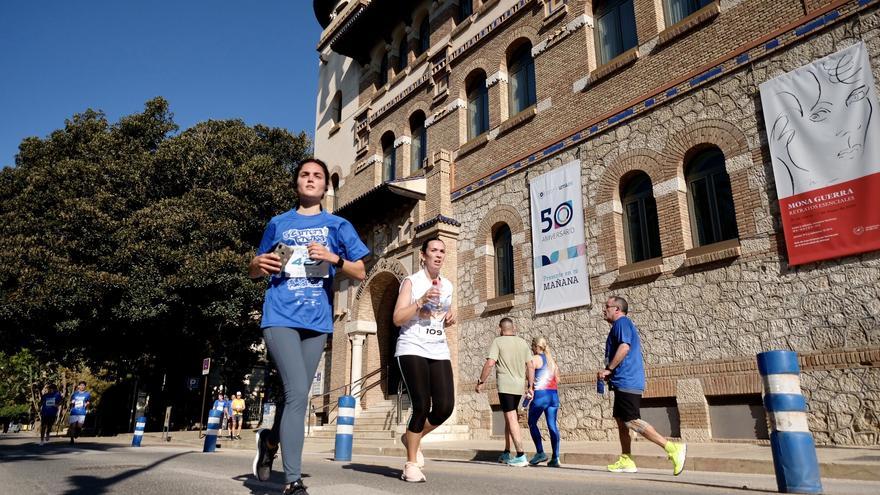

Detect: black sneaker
[282, 479, 308, 495]
[253, 429, 278, 481]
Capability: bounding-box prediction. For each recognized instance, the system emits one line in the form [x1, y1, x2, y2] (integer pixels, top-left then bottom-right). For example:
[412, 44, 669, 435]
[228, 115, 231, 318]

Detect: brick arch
[595, 149, 666, 205]
[405, 103, 431, 135]
[661, 119, 749, 176]
[453, 56, 492, 98]
[475, 204, 527, 301]
[501, 27, 540, 69]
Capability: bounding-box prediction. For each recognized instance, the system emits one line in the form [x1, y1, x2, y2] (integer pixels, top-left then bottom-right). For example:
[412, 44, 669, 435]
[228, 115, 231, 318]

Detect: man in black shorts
[475, 318, 532, 467]
[597, 296, 687, 475]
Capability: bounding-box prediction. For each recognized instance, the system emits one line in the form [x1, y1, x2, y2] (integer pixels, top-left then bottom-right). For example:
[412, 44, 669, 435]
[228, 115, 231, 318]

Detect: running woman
[526, 336, 561, 467]
[249, 158, 369, 495]
[392, 237, 457, 483]
[39, 383, 62, 445]
[68, 381, 91, 444]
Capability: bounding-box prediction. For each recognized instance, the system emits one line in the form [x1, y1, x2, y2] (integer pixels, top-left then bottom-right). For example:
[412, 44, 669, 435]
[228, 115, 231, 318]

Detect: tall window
[466, 71, 489, 139]
[396, 39, 408, 73]
[686, 147, 739, 246]
[494, 224, 514, 296]
[410, 112, 427, 173]
[417, 17, 430, 56]
[664, 0, 713, 26]
[378, 52, 389, 86]
[621, 172, 662, 263]
[507, 42, 536, 116]
[458, 0, 473, 22]
[331, 91, 342, 124]
[382, 132, 396, 182]
[595, 0, 638, 64]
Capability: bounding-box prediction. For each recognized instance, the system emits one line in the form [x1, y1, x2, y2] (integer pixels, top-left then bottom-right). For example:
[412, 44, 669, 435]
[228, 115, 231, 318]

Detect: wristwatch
[335, 256, 345, 269]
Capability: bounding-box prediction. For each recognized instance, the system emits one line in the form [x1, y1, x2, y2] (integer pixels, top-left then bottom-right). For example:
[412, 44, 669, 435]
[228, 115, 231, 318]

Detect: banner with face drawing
[529, 160, 591, 314]
[760, 42, 880, 265]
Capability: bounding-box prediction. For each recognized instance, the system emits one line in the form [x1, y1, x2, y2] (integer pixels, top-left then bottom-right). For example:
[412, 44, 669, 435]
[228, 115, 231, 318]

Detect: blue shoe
[498, 452, 511, 463]
[529, 452, 548, 465]
[548, 458, 561, 468]
[506, 454, 528, 467]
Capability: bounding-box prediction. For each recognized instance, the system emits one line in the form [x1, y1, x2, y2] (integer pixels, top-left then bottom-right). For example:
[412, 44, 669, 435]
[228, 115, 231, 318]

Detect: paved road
[1, 437, 877, 494]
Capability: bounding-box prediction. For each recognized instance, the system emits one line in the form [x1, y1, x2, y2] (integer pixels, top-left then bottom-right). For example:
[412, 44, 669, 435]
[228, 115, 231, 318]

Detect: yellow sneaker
[666, 442, 687, 476]
[607, 454, 638, 473]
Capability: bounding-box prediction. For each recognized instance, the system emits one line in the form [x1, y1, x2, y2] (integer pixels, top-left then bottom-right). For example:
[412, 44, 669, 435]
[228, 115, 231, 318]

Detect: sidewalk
[136, 430, 880, 482]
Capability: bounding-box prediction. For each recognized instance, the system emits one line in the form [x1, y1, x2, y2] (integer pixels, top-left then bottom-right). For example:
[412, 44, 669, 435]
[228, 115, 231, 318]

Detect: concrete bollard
[203, 409, 223, 453]
[757, 350, 823, 494]
[334, 395, 356, 461]
[131, 416, 146, 447]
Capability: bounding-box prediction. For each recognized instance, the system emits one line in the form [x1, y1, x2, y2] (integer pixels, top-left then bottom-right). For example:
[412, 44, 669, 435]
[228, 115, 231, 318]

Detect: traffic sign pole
[198, 358, 210, 438]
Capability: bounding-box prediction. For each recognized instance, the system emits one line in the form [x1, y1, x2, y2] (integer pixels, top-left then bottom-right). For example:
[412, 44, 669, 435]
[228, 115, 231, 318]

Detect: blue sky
[0, 1, 323, 168]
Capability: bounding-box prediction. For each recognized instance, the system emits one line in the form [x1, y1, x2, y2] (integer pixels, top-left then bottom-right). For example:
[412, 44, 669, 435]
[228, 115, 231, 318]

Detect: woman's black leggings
[397, 355, 455, 433]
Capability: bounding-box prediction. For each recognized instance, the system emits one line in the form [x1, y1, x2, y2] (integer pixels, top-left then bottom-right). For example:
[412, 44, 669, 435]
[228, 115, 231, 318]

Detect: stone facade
[313, 0, 880, 445]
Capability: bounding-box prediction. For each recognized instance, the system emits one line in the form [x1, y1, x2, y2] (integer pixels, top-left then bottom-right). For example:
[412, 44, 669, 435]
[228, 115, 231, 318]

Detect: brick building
[310, 0, 880, 446]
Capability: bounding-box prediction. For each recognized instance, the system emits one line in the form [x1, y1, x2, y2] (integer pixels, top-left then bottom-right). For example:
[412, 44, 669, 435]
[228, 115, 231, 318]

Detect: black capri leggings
[397, 355, 455, 433]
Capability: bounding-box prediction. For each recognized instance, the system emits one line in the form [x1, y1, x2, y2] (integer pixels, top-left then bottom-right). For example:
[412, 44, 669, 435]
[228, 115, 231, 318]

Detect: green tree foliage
[0, 98, 310, 379]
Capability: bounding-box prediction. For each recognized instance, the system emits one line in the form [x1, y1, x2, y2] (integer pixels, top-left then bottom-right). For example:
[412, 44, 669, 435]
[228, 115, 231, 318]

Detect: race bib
[424, 319, 446, 342]
[45, 398, 56, 407]
[282, 246, 330, 279]
[74, 399, 84, 409]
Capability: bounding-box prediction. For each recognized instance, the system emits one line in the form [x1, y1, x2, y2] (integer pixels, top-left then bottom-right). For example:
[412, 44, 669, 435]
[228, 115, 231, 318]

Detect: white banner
[529, 160, 590, 314]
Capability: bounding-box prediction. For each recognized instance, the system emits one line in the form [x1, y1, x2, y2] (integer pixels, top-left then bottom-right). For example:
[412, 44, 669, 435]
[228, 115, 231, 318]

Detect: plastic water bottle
[429, 278, 442, 319]
[521, 395, 531, 408]
[597, 378, 605, 395]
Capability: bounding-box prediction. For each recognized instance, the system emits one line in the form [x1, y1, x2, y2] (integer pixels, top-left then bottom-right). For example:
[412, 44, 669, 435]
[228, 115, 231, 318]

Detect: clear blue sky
[0, 1, 323, 168]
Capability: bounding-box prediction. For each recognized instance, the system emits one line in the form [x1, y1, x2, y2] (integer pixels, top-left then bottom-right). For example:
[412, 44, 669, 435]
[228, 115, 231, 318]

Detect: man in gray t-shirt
[475, 317, 532, 467]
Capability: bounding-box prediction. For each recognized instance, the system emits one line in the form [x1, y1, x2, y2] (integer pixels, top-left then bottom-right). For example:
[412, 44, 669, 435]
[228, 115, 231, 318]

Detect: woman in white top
[392, 237, 456, 483]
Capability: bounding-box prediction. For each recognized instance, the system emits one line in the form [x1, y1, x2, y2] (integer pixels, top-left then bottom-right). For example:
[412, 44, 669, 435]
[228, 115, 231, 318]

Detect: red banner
[780, 172, 880, 265]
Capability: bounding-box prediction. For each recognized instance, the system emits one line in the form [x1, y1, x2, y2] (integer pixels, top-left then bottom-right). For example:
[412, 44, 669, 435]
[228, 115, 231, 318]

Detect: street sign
[202, 358, 211, 376]
[187, 377, 199, 391]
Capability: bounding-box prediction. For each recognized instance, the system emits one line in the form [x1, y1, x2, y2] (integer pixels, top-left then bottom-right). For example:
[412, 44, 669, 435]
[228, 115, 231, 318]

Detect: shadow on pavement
[235, 472, 311, 495]
[342, 462, 401, 479]
[61, 451, 191, 495]
[0, 440, 136, 462]
[638, 476, 776, 494]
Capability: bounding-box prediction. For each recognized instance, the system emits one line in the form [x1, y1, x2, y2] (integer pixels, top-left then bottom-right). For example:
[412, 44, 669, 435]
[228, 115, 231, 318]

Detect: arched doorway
[375, 280, 401, 397]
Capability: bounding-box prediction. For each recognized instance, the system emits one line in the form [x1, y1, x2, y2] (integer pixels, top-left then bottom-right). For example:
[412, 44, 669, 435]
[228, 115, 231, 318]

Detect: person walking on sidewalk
[248, 158, 369, 495]
[393, 237, 457, 483]
[526, 336, 561, 467]
[39, 383, 62, 445]
[475, 318, 532, 467]
[68, 381, 91, 444]
[212, 392, 232, 438]
[598, 295, 687, 476]
[231, 391, 246, 440]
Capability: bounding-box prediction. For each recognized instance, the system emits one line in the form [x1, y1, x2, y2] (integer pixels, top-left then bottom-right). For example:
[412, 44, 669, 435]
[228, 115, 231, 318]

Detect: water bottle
[597, 378, 605, 395]
[429, 278, 442, 319]
[521, 395, 531, 408]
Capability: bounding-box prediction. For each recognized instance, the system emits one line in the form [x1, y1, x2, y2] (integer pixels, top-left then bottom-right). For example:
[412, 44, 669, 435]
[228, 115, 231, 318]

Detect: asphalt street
[1, 437, 878, 495]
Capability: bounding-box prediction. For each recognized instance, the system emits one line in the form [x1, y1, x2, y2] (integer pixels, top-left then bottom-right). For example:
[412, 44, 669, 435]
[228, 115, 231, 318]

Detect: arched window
[410, 111, 427, 173]
[378, 51, 389, 86]
[594, 0, 638, 64]
[458, 0, 473, 22]
[417, 17, 430, 56]
[331, 91, 342, 124]
[621, 172, 662, 263]
[494, 224, 514, 296]
[664, 0, 713, 26]
[507, 42, 536, 116]
[396, 39, 408, 73]
[466, 71, 489, 139]
[685, 147, 739, 246]
[381, 132, 396, 182]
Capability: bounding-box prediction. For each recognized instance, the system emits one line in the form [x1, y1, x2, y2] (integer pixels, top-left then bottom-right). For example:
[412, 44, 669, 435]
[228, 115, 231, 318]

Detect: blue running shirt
[604, 316, 646, 393]
[257, 209, 369, 332]
[70, 391, 91, 416]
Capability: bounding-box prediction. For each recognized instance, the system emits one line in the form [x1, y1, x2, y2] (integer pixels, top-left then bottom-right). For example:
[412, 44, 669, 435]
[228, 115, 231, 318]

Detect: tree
[0, 98, 310, 387]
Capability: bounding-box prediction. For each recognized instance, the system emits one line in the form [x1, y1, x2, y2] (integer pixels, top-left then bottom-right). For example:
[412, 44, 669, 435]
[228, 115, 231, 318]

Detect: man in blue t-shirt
[39, 383, 63, 445]
[597, 296, 687, 476]
[212, 392, 232, 436]
[68, 381, 91, 444]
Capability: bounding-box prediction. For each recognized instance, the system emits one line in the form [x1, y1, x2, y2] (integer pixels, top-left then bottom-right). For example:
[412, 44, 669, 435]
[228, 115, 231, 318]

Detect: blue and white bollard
[203, 409, 223, 453]
[334, 395, 356, 461]
[757, 350, 823, 494]
[131, 416, 146, 447]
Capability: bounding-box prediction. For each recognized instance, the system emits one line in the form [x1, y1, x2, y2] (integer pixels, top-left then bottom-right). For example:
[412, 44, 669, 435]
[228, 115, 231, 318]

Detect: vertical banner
[760, 42, 880, 266]
[529, 160, 590, 314]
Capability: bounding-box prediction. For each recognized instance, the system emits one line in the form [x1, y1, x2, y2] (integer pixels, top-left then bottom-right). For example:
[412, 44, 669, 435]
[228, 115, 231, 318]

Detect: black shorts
[498, 393, 521, 413]
[612, 390, 642, 422]
[41, 413, 57, 424]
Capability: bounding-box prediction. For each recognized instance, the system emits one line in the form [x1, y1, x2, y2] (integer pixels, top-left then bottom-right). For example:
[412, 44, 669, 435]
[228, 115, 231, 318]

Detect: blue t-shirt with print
[41, 391, 63, 416]
[257, 209, 369, 332]
[212, 399, 231, 414]
[70, 391, 91, 416]
[605, 316, 646, 393]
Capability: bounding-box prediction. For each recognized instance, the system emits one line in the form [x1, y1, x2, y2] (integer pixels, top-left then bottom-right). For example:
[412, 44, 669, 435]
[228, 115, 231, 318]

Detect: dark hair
[609, 295, 629, 314]
[293, 157, 331, 205]
[420, 236, 445, 253]
[499, 317, 514, 327]
[78, 381, 87, 386]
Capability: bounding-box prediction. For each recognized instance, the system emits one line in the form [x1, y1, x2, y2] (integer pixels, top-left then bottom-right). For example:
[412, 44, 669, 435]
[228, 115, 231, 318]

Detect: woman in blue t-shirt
[39, 383, 63, 445]
[248, 158, 369, 495]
